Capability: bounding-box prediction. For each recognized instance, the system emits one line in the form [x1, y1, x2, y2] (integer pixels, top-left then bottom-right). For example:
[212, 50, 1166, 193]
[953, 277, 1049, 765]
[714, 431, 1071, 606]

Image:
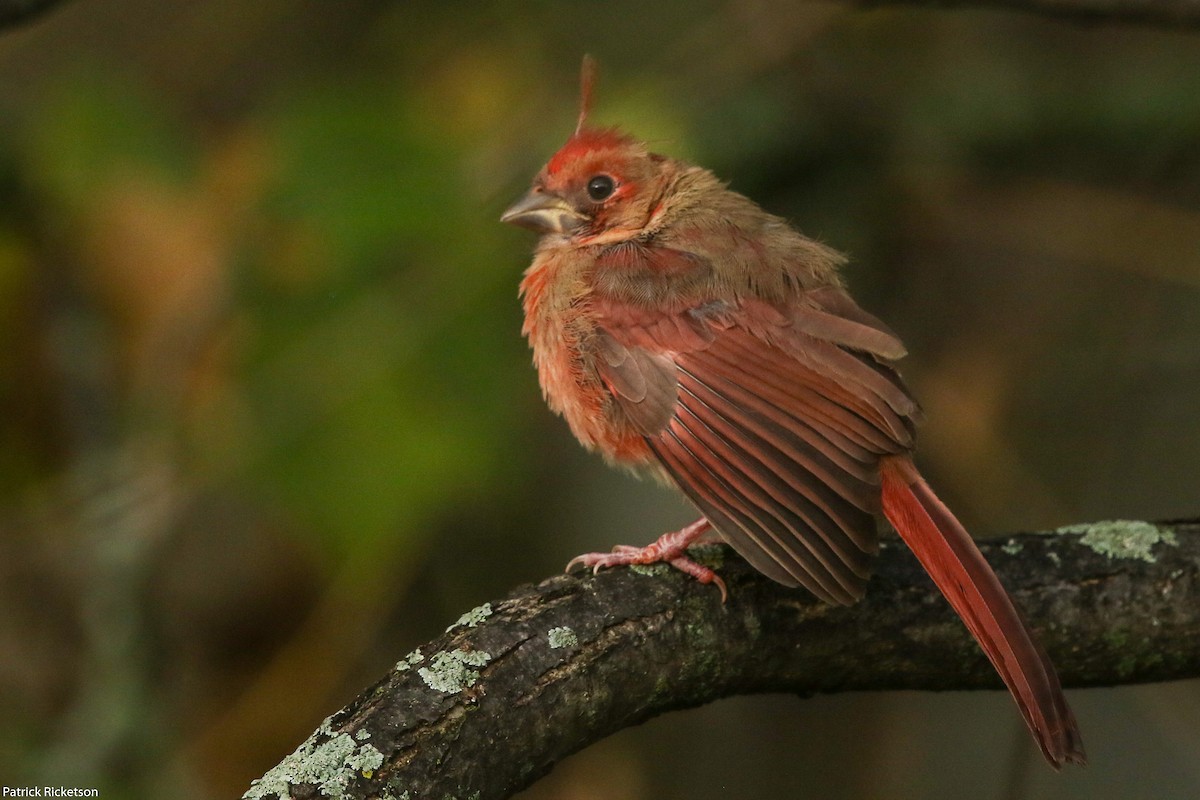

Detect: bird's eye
[586, 174, 616, 202]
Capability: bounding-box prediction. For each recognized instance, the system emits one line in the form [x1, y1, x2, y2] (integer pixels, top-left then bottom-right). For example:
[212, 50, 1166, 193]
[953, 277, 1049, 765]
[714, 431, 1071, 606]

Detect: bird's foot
[565, 518, 727, 602]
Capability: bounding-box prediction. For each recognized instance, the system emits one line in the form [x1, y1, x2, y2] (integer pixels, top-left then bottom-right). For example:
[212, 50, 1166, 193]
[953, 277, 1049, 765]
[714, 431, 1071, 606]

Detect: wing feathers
[593, 331, 678, 435]
[650, 430, 854, 602]
[791, 302, 908, 361]
[676, 365, 879, 546]
[594, 289, 921, 603]
[672, 409, 863, 602]
[715, 332, 915, 450]
[800, 287, 908, 360]
[799, 337, 920, 421]
[673, 380, 874, 586]
[684, 354, 881, 479]
[652, 428, 838, 598]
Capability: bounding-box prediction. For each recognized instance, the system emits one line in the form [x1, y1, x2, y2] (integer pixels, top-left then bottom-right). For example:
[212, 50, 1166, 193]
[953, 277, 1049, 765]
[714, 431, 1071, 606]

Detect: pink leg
[566, 518, 727, 602]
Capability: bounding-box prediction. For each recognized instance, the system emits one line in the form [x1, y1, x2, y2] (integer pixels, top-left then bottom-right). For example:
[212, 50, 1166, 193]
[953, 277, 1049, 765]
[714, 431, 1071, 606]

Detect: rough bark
[244, 519, 1200, 800]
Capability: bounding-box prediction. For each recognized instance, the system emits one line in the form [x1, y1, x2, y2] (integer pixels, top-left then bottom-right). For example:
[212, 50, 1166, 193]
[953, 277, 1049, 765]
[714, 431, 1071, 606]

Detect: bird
[501, 57, 1085, 768]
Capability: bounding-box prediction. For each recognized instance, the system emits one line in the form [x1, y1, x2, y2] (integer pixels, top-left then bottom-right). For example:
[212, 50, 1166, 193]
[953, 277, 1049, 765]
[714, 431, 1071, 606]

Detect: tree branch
[244, 519, 1199, 800]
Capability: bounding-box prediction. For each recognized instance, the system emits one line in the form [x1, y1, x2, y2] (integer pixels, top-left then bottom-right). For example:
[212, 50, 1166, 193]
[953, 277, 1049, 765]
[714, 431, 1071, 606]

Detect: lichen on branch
[244, 520, 1200, 800]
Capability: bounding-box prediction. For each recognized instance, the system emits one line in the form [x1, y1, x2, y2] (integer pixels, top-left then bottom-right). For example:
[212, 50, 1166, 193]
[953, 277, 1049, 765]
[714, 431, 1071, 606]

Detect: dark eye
[586, 174, 616, 202]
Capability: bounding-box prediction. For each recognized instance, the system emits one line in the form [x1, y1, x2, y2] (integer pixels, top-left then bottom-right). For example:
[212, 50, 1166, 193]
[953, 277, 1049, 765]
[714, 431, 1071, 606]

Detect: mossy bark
[245, 520, 1200, 800]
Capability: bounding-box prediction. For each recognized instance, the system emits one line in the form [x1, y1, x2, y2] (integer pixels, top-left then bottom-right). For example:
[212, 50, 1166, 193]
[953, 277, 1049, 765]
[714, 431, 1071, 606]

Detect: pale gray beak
[501, 190, 586, 235]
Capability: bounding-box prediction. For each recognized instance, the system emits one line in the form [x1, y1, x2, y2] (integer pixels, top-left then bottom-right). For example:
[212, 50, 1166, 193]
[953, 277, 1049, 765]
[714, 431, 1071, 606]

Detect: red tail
[880, 456, 1086, 768]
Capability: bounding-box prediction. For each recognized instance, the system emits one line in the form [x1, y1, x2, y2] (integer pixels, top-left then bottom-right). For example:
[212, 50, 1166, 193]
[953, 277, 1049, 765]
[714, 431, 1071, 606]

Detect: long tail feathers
[879, 456, 1087, 768]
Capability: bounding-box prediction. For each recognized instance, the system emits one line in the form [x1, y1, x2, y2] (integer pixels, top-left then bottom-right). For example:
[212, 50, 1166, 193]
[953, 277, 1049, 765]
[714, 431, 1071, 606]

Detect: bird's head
[501, 57, 671, 244]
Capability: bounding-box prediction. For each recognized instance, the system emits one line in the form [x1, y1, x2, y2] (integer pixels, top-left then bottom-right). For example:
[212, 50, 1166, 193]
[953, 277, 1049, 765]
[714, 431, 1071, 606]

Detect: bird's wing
[593, 279, 921, 605]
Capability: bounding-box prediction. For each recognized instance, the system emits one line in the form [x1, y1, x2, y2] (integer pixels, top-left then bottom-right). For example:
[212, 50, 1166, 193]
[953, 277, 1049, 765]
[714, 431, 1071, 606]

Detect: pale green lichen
[1059, 520, 1178, 563]
[629, 563, 670, 576]
[1046, 550, 1062, 567]
[623, 546, 723, 576]
[547, 626, 577, 649]
[446, 602, 493, 632]
[417, 648, 492, 693]
[1000, 538, 1023, 555]
[354, 729, 370, 741]
[395, 648, 425, 672]
[344, 743, 384, 777]
[242, 727, 386, 799]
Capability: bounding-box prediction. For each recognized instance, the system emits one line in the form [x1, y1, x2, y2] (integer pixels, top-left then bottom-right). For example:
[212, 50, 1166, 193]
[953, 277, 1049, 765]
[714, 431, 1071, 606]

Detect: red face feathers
[500, 58, 667, 243]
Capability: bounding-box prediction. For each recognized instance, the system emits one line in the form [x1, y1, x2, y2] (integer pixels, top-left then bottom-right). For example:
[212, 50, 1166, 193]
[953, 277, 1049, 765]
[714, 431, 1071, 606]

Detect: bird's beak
[500, 190, 586, 235]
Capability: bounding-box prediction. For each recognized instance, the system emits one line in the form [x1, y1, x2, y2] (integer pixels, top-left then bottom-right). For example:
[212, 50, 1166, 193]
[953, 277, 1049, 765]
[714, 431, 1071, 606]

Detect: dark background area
[0, 2, 1198, 798]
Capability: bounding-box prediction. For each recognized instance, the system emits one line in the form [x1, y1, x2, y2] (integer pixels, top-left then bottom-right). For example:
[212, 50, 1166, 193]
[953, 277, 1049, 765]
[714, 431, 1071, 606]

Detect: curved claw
[563, 518, 726, 601]
[668, 556, 728, 603]
[565, 553, 600, 573]
[565, 550, 630, 575]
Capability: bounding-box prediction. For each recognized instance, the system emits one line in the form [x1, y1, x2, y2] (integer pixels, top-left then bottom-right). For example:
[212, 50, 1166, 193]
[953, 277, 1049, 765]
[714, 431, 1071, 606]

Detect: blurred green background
[0, 1, 1198, 798]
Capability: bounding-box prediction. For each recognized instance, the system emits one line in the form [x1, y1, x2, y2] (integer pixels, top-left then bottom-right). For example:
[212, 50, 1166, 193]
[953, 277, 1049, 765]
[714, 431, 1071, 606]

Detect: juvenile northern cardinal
[502, 58, 1085, 767]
